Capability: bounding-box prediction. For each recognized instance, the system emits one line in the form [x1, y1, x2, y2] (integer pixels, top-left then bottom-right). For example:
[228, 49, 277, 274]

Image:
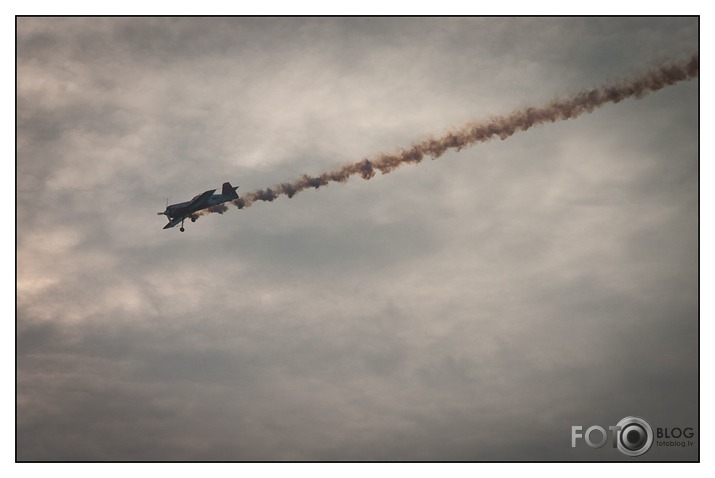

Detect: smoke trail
[203, 54, 698, 216]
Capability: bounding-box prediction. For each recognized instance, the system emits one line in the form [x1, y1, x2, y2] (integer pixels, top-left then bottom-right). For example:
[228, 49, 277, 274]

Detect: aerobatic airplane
[158, 182, 239, 232]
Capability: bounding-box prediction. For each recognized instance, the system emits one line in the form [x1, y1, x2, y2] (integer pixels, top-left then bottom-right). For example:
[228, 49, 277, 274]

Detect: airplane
[158, 182, 239, 232]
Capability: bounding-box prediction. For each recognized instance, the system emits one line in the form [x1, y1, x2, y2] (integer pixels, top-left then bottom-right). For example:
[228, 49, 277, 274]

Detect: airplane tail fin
[222, 182, 239, 198]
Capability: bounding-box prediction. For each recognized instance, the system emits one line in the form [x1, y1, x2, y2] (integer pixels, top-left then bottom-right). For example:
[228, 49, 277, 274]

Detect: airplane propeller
[157, 198, 169, 216]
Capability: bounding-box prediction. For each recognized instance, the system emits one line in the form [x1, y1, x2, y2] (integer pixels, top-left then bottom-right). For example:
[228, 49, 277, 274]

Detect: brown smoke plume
[201, 54, 698, 217]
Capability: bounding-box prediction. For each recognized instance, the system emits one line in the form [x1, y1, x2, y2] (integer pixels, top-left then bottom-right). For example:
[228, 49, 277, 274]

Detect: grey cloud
[17, 17, 698, 461]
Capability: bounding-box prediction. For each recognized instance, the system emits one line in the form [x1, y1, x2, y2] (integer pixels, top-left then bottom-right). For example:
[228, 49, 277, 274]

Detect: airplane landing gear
[180, 226, 185, 232]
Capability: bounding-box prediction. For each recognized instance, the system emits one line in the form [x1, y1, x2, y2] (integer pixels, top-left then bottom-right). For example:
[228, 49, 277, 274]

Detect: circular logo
[616, 416, 653, 457]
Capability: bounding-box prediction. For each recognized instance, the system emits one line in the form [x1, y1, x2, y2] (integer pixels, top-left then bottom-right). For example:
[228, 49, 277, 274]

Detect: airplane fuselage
[162, 194, 232, 218]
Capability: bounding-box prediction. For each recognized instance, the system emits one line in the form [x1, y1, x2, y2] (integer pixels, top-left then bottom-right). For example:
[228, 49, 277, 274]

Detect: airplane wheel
[191, 217, 196, 222]
[180, 227, 185, 232]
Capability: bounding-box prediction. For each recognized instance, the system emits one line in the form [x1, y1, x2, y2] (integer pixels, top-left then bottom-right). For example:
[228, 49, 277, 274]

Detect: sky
[16, 17, 699, 462]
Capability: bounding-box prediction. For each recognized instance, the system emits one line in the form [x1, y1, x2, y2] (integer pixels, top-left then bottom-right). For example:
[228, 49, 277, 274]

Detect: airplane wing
[163, 215, 186, 229]
[185, 189, 217, 211]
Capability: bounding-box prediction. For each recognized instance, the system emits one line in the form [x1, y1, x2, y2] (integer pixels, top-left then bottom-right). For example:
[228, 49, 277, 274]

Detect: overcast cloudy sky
[16, 17, 698, 461]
